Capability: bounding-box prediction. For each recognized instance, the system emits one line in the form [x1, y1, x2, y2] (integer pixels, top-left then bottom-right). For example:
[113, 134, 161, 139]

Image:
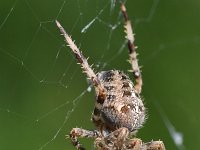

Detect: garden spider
[56, 2, 165, 150]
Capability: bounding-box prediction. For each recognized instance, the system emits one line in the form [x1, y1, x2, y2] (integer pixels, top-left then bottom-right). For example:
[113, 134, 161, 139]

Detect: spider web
[1, 0, 200, 150]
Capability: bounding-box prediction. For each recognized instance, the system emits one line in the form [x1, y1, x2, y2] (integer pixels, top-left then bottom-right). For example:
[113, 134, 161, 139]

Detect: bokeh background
[0, 0, 200, 150]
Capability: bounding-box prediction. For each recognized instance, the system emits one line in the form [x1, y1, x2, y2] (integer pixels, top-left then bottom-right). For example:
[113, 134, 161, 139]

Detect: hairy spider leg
[56, 20, 107, 150]
[95, 127, 130, 150]
[121, 3, 143, 94]
[70, 128, 100, 150]
[56, 20, 106, 99]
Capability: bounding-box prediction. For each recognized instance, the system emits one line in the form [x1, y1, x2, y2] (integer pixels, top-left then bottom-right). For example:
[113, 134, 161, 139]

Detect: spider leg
[70, 128, 100, 150]
[95, 127, 130, 150]
[56, 20, 105, 98]
[121, 3, 143, 94]
[141, 140, 166, 150]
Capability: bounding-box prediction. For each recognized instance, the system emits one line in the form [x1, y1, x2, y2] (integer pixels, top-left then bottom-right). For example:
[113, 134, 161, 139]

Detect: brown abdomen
[92, 70, 145, 133]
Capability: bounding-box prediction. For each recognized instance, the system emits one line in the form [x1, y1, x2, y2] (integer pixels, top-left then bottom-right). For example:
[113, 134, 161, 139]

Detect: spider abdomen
[93, 70, 145, 133]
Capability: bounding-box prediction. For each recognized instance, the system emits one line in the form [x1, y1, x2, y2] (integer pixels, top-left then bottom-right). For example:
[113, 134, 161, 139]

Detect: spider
[56, 2, 165, 150]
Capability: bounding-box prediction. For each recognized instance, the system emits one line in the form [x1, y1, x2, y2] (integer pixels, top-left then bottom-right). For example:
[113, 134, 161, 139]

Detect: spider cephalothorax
[56, 2, 165, 150]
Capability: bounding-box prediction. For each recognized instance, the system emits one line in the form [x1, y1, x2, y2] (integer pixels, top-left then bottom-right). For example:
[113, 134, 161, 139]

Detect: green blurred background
[0, 0, 200, 149]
